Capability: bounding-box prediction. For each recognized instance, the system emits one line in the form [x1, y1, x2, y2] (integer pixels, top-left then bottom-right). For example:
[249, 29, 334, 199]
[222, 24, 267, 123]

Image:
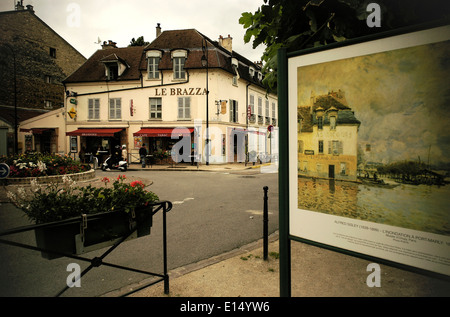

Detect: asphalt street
[0, 167, 278, 296]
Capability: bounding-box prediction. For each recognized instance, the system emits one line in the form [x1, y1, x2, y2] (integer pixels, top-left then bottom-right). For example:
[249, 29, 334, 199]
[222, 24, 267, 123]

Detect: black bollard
[263, 186, 269, 261]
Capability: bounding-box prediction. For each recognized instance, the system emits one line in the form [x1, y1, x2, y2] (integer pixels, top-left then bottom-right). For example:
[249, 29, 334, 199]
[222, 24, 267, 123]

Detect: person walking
[121, 144, 128, 162]
[139, 144, 147, 168]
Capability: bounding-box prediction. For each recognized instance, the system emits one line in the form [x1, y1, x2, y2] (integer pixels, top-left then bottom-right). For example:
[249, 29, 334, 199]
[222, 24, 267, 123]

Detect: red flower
[130, 180, 144, 188]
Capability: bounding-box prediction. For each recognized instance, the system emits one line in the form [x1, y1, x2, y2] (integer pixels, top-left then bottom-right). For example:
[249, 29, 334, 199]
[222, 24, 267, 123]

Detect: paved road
[0, 168, 278, 296]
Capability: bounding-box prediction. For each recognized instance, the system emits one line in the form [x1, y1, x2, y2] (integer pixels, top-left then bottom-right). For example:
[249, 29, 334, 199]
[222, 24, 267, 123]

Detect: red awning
[134, 128, 194, 137]
[66, 128, 123, 137]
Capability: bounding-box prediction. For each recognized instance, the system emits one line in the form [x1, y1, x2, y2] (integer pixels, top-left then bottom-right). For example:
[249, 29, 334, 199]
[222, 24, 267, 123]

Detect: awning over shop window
[66, 128, 123, 137]
[133, 128, 194, 137]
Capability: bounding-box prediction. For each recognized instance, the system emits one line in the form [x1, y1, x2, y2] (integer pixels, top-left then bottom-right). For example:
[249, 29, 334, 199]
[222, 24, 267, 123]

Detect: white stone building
[51, 26, 278, 165]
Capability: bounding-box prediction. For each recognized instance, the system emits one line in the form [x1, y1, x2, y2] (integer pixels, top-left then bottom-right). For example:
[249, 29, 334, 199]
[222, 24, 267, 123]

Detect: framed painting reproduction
[286, 23, 450, 277]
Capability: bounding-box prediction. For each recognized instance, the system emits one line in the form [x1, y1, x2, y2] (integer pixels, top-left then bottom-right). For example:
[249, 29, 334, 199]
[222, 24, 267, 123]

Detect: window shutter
[109, 99, 114, 118]
[185, 97, 190, 118]
[116, 99, 121, 118]
[178, 98, 183, 118]
[88, 99, 93, 118]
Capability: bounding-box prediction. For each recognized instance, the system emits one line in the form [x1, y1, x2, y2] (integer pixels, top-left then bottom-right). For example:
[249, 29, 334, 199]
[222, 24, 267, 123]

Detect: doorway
[328, 165, 335, 179]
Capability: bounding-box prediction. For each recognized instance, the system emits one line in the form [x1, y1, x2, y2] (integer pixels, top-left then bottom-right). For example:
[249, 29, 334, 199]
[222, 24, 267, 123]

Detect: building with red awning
[19, 25, 278, 165]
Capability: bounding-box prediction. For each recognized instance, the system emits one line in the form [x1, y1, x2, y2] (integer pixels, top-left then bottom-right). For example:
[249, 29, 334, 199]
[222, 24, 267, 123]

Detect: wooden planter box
[34, 206, 153, 260]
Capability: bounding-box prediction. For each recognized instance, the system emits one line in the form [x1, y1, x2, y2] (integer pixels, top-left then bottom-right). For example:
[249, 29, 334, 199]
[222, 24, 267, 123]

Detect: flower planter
[34, 206, 153, 260]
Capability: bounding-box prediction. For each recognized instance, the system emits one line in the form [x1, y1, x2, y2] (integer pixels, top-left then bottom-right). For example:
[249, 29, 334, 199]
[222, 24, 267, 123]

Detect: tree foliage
[240, 0, 450, 92]
[129, 36, 150, 47]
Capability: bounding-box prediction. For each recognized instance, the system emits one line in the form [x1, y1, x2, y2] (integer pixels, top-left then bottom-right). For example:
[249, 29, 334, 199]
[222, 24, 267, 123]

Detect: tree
[240, 0, 450, 93]
[128, 36, 149, 47]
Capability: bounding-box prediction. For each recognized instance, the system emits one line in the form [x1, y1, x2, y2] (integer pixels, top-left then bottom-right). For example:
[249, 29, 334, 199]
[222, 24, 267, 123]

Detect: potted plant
[7, 175, 159, 259]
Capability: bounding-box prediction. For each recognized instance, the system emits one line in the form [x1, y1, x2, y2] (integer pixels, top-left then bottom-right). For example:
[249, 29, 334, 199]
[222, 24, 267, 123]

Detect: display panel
[288, 25, 450, 276]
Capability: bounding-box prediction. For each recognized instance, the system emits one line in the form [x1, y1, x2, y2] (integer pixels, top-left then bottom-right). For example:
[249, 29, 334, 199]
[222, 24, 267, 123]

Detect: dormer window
[249, 66, 255, 77]
[257, 71, 262, 81]
[105, 62, 119, 80]
[327, 107, 338, 130]
[146, 50, 162, 79]
[100, 54, 129, 81]
[231, 58, 239, 86]
[171, 50, 188, 80]
[330, 116, 337, 130]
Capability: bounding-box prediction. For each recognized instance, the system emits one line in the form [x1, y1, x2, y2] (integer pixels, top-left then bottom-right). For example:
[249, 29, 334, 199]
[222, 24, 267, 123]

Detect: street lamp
[201, 39, 209, 165]
[1, 43, 18, 154]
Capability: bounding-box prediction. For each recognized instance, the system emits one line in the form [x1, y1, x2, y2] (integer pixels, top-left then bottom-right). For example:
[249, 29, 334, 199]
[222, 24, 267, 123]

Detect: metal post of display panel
[277, 48, 291, 297]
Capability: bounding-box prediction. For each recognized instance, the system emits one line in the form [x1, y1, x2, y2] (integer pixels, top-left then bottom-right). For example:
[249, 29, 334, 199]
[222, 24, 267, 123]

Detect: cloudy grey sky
[0, 0, 266, 61]
[297, 40, 450, 166]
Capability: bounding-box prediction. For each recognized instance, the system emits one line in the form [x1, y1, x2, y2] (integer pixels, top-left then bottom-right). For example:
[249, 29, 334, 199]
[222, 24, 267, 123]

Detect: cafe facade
[19, 27, 278, 165]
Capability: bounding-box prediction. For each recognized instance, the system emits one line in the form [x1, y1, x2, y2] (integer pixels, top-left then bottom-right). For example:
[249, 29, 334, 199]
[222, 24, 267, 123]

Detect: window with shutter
[88, 99, 100, 120]
[178, 97, 190, 120]
[109, 98, 121, 120]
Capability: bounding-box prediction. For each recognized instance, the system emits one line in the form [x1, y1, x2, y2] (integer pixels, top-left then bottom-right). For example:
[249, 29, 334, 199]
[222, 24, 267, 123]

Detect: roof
[144, 29, 265, 87]
[64, 29, 265, 88]
[0, 105, 50, 126]
[64, 46, 145, 83]
[298, 91, 360, 132]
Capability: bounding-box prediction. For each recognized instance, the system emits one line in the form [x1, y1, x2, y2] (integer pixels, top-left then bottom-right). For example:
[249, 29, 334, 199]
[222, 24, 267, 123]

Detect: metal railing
[0, 200, 172, 297]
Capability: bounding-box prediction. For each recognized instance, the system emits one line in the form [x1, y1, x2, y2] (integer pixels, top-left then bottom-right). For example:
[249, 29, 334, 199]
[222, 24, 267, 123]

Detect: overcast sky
[297, 40, 450, 166]
[0, 0, 266, 61]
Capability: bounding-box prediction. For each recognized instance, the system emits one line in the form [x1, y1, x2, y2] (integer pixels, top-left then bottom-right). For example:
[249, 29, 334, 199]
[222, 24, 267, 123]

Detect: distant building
[297, 90, 360, 181]
[0, 2, 86, 154]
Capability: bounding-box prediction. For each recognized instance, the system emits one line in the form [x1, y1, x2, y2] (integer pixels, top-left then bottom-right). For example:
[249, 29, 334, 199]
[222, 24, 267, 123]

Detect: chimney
[156, 23, 161, 38]
[218, 34, 232, 52]
[15, 1, 24, 10]
[102, 40, 117, 49]
[26, 4, 34, 13]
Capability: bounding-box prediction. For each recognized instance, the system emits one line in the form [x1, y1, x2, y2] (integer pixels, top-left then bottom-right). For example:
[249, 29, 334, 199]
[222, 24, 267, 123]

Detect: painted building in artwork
[297, 90, 360, 181]
[55, 26, 277, 165]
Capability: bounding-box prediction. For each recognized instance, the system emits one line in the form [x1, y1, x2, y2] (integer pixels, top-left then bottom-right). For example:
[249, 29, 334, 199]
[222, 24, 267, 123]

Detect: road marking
[173, 197, 195, 205]
[245, 209, 273, 215]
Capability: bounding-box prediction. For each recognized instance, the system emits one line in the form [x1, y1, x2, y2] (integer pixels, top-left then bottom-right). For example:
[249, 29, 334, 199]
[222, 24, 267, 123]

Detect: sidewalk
[125, 161, 275, 173]
[105, 231, 450, 297]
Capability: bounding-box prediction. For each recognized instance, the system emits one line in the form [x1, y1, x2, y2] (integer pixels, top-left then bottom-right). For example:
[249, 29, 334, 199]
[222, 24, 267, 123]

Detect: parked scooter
[101, 146, 127, 171]
[102, 155, 127, 171]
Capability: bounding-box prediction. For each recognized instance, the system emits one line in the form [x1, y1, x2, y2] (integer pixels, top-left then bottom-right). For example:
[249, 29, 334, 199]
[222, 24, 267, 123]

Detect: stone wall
[0, 9, 86, 110]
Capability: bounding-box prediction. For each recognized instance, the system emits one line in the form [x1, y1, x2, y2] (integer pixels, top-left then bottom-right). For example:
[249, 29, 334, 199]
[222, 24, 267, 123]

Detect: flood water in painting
[298, 177, 450, 236]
